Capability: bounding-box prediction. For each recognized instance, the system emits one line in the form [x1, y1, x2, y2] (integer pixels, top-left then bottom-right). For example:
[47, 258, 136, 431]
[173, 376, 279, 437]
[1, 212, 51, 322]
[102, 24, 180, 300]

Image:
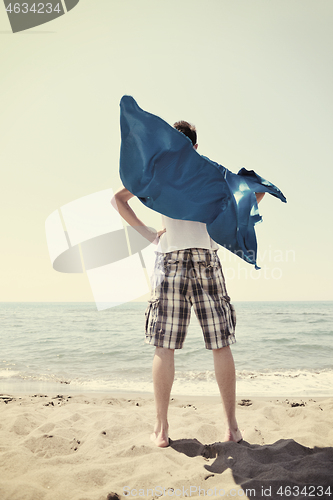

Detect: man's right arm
[111, 187, 165, 244]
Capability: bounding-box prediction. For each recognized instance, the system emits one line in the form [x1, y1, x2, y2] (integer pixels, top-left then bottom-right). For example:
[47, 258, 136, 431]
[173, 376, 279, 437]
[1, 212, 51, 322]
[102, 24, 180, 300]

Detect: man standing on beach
[112, 121, 264, 447]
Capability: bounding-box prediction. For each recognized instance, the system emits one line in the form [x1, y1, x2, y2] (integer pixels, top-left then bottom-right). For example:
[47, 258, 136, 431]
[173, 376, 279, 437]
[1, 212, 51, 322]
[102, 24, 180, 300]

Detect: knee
[214, 345, 230, 353]
[212, 345, 232, 359]
[155, 346, 175, 357]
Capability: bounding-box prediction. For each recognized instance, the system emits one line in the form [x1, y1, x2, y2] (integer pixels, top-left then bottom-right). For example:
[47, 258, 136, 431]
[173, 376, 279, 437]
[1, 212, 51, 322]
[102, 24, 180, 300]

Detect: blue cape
[119, 96, 286, 269]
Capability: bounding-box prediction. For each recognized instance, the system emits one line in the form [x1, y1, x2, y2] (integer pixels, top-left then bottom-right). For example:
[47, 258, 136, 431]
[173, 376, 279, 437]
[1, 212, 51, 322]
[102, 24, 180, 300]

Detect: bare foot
[150, 425, 169, 447]
[224, 427, 243, 443]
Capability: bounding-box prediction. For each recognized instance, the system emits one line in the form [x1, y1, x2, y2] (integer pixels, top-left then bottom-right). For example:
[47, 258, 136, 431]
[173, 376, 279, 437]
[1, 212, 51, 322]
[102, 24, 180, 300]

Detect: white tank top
[156, 214, 219, 253]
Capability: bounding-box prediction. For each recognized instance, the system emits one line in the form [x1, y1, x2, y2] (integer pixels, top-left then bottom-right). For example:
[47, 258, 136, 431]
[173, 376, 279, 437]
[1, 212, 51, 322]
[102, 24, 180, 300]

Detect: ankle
[155, 418, 168, 433]
[226, 417, 238, 431]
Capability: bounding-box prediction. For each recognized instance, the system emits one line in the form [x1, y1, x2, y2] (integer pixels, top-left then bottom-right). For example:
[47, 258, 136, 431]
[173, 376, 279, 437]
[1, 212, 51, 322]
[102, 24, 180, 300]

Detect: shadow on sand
[169, 438, 333, 499]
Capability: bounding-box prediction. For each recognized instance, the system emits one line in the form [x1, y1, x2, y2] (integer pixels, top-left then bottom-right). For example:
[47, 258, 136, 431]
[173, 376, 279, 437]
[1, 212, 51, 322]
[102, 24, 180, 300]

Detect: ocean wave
[236, 368, 333, 379]
[1, 368, 332, 397]
[0, 370, 21, 379]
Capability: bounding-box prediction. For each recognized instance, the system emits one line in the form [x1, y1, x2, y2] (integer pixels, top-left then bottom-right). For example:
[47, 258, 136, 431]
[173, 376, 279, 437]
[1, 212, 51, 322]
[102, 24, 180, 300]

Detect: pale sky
[0, 0, 332, 303]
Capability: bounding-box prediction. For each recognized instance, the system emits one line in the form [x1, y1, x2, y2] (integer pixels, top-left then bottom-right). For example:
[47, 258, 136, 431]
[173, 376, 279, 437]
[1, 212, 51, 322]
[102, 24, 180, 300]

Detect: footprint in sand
[24, 435, 81, 458]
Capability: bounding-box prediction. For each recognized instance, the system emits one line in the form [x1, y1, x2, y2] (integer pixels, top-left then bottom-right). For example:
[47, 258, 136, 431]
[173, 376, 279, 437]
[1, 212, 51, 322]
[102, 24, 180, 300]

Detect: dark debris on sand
[106, 493, 121, 500]
[238, 399, 253, 406]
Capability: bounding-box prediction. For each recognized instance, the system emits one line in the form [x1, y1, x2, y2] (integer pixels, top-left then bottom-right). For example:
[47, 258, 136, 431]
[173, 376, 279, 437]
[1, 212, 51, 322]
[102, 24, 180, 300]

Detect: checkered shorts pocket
[145, 299, 160, 336]
[201, 260, 219, 279]
[163, 258, 180, 278]
[229, 302, 237, 328]
[219, 296, 237, 332]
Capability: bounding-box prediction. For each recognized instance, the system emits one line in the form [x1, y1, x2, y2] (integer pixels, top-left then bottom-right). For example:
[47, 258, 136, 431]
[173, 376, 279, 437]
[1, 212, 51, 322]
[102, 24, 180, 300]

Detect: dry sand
[0, 393, 332, 500]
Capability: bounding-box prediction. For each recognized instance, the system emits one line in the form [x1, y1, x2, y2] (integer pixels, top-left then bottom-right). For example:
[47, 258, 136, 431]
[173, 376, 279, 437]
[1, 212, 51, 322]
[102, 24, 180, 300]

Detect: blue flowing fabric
[119, 96, 286, 269]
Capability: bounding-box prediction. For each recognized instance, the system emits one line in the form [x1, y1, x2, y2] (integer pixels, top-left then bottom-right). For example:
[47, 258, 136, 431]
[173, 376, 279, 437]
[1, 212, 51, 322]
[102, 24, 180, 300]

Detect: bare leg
[151, 346, 175, 447]
[213, 346, 242, 442]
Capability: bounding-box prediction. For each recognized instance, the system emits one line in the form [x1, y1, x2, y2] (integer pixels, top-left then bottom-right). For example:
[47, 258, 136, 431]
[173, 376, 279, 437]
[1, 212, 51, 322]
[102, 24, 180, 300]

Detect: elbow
[111, 195, 119, 211]
[111, 188, 133, 212]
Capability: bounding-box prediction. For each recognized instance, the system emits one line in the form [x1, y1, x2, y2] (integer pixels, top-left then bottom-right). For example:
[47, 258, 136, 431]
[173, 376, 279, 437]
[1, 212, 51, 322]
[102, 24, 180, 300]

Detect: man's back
[156, 214, 219, 253]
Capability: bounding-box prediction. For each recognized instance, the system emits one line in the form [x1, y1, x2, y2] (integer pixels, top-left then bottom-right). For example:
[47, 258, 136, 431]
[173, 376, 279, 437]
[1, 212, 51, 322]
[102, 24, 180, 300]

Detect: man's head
[173, 120, 198, 149]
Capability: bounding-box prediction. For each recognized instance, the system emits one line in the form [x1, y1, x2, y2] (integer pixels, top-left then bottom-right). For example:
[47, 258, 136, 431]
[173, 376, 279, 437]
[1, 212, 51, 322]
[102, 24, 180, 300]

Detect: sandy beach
[0, 393, 332, 500]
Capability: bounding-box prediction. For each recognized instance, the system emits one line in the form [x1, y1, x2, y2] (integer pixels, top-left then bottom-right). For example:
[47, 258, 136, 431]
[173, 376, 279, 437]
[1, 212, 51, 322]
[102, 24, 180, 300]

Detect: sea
[0, 301, 332, 398]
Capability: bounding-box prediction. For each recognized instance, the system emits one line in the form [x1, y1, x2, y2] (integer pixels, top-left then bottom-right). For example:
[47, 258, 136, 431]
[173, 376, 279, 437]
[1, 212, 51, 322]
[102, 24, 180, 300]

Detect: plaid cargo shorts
[144, 248, 236, 350]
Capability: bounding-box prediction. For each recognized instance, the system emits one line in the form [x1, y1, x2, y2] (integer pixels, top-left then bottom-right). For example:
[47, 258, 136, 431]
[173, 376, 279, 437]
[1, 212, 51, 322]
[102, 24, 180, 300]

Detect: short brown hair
[173, 120, 197, 146]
